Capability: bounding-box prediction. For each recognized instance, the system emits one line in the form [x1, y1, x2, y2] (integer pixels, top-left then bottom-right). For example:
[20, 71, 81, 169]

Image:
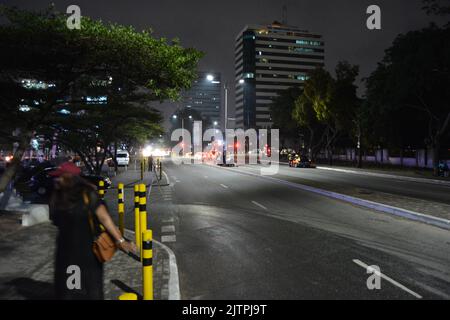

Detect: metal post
[159, 160, 162, 181]
[134, 184, 140, 250]
[223, 83, 228, 165]
[119, 293, 137, 300]
[139, 183, 147, 261]
[98, 180, 105, 201]
[142, 230, 153, 300]
[117, 183, 124, 236]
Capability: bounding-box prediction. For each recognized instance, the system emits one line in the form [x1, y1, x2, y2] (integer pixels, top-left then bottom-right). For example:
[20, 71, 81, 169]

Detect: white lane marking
[175, 179, 181, 183]
[124, 228, 180, 300]
[220, 184, 229, 189]
[155, 239, 181, 300]
[204, 175, 208, 179]
[162, 235, 177, 243]
[352, 259, 423, 299]
[163, 171, 170, 184]
[162, 225, 176, 233]
[172, 176, 177, 180]
[251, 200, 268, 210]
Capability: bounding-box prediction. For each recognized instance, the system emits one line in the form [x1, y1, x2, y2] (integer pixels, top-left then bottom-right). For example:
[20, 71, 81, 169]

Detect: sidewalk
[0, 212, 167, 300]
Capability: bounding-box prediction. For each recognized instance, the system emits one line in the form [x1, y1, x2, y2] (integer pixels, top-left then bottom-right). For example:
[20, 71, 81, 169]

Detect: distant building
[181, 72, 221, 127]
[235, 21, 324, 129]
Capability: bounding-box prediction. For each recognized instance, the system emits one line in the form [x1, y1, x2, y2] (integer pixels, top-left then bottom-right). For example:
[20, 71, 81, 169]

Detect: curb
[154, 239, 180, 300]
[316, 166, 450, 187]
[217, 165, 450, 231]
[261, 160, 450, 186]
[125, 229, 180, 300]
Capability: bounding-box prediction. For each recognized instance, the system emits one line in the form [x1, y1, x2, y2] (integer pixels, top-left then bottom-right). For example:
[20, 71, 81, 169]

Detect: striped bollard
[134, 184, 141, 250]
[139, 183, 147, 261]
[119, 293, 137, 300]
[98, 180, 105, 201]
[142, 230, 153, 300]
[118, 183, 124, 236]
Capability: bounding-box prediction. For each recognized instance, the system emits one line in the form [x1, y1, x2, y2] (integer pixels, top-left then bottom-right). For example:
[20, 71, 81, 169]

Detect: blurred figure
[49, 162, 135, 300]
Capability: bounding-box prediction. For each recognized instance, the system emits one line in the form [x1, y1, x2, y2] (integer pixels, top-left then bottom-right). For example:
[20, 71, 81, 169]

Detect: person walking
[49, 162, 135, 300]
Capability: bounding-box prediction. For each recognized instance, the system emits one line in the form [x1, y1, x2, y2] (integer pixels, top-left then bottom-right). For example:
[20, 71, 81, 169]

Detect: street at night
[138, 160, 450, 300]
[0, 0, 449, 313]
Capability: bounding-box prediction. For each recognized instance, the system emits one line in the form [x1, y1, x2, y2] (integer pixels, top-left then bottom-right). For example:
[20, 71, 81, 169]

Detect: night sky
[2, 0, 445, 129]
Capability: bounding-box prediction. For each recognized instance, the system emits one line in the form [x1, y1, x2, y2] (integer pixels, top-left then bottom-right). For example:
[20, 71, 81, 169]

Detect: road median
[213, 164, 450, 231]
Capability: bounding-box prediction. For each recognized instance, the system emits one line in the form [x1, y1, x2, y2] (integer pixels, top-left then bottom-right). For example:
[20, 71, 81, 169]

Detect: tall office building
[235, 21, 324, 129]
[181, 71, 221, 126]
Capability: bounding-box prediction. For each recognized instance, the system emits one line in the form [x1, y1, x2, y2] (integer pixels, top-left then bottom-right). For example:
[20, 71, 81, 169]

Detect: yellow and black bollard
[134, 184, 141, 250]
[142, 230, 153, 300]
[118, 183, 125, 236]
[139, 183, 147, 260]
[98, 180, 105, 201]
[119, 293, 137, 300]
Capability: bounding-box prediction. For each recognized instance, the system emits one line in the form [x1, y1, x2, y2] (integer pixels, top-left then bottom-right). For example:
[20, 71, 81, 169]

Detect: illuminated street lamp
[207, 74, 229, 164]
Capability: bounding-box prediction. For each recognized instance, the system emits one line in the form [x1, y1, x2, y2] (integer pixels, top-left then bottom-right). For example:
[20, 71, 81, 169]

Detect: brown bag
[83, 192, 117, 263]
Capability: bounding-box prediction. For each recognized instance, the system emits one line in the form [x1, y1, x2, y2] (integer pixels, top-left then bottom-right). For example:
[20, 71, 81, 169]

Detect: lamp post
[207, 74, 229, 164]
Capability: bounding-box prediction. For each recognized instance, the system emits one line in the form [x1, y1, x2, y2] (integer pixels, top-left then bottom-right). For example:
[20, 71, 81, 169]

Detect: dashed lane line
[352, 259, 423, 299]
[162, 225, 176, 233]
[251, 200, 268, 210]
[161, 235, 177, 243]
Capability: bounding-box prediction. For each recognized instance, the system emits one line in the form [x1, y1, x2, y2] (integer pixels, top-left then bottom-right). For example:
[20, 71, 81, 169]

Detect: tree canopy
[0, 5, 203, 188]
[364, 24, 450, 171]
[292, 62, 360, 162]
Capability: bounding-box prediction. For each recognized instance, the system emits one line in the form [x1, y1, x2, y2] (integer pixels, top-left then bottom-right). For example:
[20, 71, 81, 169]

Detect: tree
[269, 86, 302, 148]
[365, 25, 450, 174]
[293, 62, 360, 164]
[292, 87, 324, 160]
[43, 101, 163, 174]
[0, 6, 203, 190]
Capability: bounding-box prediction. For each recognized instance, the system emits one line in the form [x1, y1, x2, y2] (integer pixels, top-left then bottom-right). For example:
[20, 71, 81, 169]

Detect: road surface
[119, 160, 450, 299]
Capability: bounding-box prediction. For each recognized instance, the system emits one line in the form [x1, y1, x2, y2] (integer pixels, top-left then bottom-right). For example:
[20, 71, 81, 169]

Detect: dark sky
[2, 0, 445, 129]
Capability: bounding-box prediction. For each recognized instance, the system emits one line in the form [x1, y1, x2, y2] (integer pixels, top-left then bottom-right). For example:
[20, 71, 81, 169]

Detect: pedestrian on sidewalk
[148, 155, 153, 172]
[49, 162, 135, 300]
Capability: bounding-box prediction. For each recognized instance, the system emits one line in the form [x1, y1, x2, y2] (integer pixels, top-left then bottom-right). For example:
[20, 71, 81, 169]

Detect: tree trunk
[0, 133, 32, 192]
[358, 146, 363, 168]
[432, 140, 440, 176]
[400, 148, 404, 167]
[328, 147, 333, 166]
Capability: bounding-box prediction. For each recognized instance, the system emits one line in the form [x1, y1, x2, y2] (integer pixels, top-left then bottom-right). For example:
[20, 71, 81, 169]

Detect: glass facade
[235, 23, 324, 130]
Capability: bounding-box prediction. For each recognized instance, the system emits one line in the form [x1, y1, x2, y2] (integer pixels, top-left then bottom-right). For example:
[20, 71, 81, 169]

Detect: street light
[206, 74, 230, 164]
[239, 79, 244, 84]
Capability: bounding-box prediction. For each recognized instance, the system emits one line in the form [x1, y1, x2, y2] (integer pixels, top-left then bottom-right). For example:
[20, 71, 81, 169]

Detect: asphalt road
[128, 159, 450, 300]
[246, 162, 450, 205]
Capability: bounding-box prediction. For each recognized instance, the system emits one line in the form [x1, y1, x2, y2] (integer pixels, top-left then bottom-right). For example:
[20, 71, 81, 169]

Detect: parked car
[15, 165, 112, 202]
[116, 150, 130, 166]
